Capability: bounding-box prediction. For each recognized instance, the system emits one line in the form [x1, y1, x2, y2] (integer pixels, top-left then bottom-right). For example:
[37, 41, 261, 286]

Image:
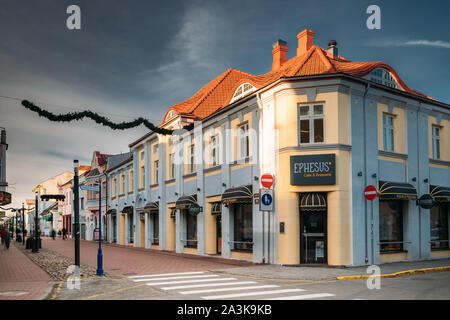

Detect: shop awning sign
[290, 154, 336, 186]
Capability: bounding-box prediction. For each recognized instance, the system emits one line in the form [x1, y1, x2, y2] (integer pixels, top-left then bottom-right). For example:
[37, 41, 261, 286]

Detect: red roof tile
[161, 34, 437, 125]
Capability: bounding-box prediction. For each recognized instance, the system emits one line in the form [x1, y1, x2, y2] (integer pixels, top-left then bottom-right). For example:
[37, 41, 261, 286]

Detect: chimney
[272, 39, 288, 71]
[296, 29, 315, 56]
[327, 40, 338, 58]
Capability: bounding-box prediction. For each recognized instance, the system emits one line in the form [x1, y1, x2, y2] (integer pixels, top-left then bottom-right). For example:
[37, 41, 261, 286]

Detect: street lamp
[73, 160, 80, 267]
[22, 203, 25, 245]
[32, 191, 39, 253]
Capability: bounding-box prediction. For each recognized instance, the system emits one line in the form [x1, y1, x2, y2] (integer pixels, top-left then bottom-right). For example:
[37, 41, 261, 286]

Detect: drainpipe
[363, 83, 370, 264]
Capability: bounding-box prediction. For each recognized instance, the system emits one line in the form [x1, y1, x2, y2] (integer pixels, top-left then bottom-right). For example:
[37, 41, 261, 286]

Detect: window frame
[139, 166, 145, 189]
[432, 125, 441, 160]
[430, 203, 449, 250]
[238, 122, 249, 159]
[232, 204, 253, 252]
[379, 200, 404, 253]
[211, 135, 219, 167]
[153, 160, 159, 185]
[297, 104, 325, 145]
[382, 113, 395, 152]
[189, 143, 196, 173]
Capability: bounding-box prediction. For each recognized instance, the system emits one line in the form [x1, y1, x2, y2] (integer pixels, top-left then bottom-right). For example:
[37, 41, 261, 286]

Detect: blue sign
[262, 193, 273, 206]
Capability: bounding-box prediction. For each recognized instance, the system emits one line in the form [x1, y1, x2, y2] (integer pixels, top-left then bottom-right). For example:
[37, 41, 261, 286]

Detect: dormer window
[230, 83, 256, 103]
[365, 68, 403, 90]
[166, 110, 176, 121]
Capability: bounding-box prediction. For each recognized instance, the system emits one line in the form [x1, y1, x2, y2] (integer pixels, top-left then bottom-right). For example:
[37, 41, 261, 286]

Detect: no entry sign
[364, 185, 377, 201]
[261, 174, 274, 189]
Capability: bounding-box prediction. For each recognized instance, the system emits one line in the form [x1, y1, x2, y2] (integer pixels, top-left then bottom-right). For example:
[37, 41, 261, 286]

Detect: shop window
[152, 213, 159, 245]
[298, 104, 324, 144]
[379, 200, 403, 252]
[233, 204, 253, 251]
[186, 212, 197, 248]
[432, 125, 441, 160]
[383, 114, 395, 152]
[430, 203, 449, 250]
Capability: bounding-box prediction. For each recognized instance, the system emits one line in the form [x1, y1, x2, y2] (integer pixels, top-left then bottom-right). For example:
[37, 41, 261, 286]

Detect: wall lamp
[222, 183, 226, 187]
[175, 192, 178, 196]
[357, 172, 363, 177]
[254, 176, 259, 181]
[424, 178, 429, 183]
[372, 173, 377, 178]
[412, 177, 417, 182]
[158, 196, 161, 199]
[197, 188, 201, 192]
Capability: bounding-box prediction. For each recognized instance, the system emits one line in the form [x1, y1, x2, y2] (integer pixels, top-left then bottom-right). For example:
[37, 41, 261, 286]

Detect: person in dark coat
[3, 230, 11, 249]
[51, 229, 56, 240]
[62, 228, 67, 240]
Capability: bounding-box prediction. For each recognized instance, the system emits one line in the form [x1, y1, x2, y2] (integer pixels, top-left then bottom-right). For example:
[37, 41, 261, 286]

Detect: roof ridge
[292, 46, 318, 76]
[315, 46, 336, 73]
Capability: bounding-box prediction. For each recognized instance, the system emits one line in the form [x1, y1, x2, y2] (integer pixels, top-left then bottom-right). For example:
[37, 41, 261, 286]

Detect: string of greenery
[21, 100, 194, 135]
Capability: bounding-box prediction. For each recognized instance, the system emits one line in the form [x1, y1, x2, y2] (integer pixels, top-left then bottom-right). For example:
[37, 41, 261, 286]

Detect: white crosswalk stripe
[263, 293, 335, 300]
[132, 274, 218, 282]
[202, 288, 306, 300]
[145, 277, 237, 286]
[160, 281, 257, 290]
[179, 285, 280, 295]
[129, 271, 336, 300]
[128, 271, 204, 279]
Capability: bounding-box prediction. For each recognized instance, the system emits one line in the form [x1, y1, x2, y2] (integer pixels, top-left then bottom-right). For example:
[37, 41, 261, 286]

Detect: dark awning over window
[430, 185, 450, 202]
[221, 185, 253, 204]
[170, 209, 176, 219]
[211, 202, 222, 215]
[144, 201, 159, 213]
[300, 193, 326, 211]
[175, 194, 197, 209]
[378, 181, 417, 200]
[122, 206, 134, 214]
[106, 209, 116, 215]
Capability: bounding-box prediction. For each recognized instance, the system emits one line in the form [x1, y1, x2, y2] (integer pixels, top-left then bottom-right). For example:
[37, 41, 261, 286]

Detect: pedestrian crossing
[128, 271, 336, 300]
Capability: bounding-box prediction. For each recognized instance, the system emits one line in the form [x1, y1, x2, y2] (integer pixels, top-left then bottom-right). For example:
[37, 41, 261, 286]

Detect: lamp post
[32, 191, 39, 253]
[95, 180, 104, 275]
[73, 160, 80, 267]
[22, 203, 25, 245]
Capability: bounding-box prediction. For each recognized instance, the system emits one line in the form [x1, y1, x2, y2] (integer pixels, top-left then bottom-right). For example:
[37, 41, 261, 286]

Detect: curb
[336, 266, 450, 280]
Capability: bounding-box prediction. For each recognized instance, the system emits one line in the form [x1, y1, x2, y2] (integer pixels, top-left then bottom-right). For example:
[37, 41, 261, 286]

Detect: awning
[300, 193, 327, 211]
[122, 206, 134, 214]
[144, 201, 159, 213]
[40, 202, 58, 216]
[430, 185, 450, 202]
[378, 181, 417, 200]
[221, 185, 253, 204]
[43, 212, 53, 221]
[106, 209, 116, 215]
[170, 209, 176, 219]
[175, 194, 197, 209]
[211, 202, 222, 215]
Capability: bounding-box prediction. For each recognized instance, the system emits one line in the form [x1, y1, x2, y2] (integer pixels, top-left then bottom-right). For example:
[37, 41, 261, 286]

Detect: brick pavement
[0, 242, 53, 300]
[42, 237, 254, 277]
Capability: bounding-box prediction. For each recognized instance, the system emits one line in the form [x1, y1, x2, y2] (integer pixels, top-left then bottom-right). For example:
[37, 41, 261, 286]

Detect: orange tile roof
[161, 35, 437, 124]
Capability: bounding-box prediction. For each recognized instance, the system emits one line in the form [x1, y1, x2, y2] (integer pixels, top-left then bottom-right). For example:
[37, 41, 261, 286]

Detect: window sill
[429, 158, 450, 167]
[150, 184, 159, 188]
[183, 172, 197, 179]
[138, 188, 145, 192]
[378, 150, 408, 160]
[380, 250, 408, 254]
[431, 247, 450, 251]
[231, 249, 253, 253]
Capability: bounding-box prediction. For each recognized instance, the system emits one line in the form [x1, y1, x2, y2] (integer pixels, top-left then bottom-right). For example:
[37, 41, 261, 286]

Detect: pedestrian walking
[3, 230, 10, 250]
[0, 227, 6, 245]
[62, 227, 67, 240]
[51, 229, 56, 240]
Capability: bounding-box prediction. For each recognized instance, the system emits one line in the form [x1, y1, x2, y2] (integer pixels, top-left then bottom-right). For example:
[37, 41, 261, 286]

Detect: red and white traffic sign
[364, 185, 377, 201]
[261, 174, 274, 189]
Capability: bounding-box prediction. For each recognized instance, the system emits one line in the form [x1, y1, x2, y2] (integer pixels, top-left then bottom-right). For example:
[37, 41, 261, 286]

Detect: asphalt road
[52, 268, 450, 300]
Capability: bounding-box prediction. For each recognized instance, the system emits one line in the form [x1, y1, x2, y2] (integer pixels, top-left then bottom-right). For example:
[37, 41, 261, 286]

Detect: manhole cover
[0, 291, 28, 297]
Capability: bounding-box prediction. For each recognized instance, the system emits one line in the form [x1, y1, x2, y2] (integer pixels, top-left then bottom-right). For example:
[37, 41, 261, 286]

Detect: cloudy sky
[1, 0, 449, 208]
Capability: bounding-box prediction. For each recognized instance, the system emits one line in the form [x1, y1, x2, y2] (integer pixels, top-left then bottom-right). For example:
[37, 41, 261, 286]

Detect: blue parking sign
[260, 189, 273, 211]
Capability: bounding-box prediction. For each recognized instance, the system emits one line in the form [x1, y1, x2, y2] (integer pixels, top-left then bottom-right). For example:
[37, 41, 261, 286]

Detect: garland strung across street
[21, 100, 194, 135]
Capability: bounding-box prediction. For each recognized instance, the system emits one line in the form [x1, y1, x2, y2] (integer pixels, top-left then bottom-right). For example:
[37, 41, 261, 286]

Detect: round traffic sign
[261, 174, 274, 189]
[261, 193, 273, 206]
[364, 185, 377, 201]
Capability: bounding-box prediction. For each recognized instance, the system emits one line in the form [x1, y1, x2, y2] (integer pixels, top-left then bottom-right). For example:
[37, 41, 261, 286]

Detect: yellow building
[109, 29, 449, 266]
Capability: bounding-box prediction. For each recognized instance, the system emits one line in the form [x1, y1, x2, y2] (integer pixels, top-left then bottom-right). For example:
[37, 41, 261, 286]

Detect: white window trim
[297, 104, 325, 145]
[189, 143, 196, 173]
[154, 160, 159, 184]
[432, 125, 441, 160]
[383, 113, 395, 152]
[237, 122, 249, 159]
[230, 83, 256, 104]
[211, 135, 219, 167]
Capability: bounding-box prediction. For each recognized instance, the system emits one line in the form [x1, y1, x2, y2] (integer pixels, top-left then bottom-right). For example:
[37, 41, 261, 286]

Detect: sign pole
[73, 160, 80, 267]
